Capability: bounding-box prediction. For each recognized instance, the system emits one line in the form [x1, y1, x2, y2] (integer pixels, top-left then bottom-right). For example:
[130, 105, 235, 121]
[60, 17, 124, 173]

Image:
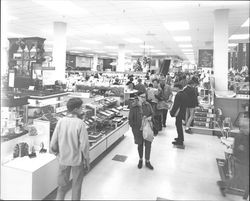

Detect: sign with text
[198, 49, 213, 68]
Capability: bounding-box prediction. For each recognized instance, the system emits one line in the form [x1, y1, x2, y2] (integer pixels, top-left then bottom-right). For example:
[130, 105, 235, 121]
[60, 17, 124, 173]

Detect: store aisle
[64, 116, 244, 201]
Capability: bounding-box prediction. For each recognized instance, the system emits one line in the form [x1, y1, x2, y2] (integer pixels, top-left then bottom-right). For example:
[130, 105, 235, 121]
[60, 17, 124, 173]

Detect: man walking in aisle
[50, 98, 90, 200]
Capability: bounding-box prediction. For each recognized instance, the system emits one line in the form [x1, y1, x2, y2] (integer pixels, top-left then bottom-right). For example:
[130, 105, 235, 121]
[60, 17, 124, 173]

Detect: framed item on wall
[198, 49, 213, 68]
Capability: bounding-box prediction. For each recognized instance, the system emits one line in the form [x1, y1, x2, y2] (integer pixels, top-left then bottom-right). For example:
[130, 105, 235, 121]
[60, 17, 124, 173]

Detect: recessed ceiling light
[94, 50, 105, 53]
[156, 52, 167, 55]
[229, 34, 249, 40]
[179, 44, 193, 48]
[70, 51, 83, 53]
[81, 40, 102, 44]
[241, 18, 249, 27]
[104, 46, 118, 49]
[124, 38, 143, 43]
[163, 21, 190, 31]
[139, 45, 154, 48]
[228, 43, 238, 47]
[182, 49, 193, 52]
[150, 49, 161, 53]
[173, 36, 192, 42]
[71, 47, 90, 50]
[33, 0, 88, 16]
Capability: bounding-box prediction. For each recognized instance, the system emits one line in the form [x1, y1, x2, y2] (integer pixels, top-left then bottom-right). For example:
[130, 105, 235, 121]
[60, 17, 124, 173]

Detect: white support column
[1, 5, 9, 76]
[92, 54, 98, 71]
[117, 44, 125, 72]
[52, 22, 67, 82]
[213, 9, 229, 91]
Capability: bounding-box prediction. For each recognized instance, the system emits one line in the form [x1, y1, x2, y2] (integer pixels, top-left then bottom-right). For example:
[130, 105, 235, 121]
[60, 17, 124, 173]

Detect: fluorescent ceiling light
[91, 24, 127, 35]
[81, 40, 102, 44]
[163, 21, 189, 31]
[156, 53, 167, 55]
[108, 53, 118, 56]
[179, 44, 192, 48]
[124, 49, 133, 52]
[150, 49, 161, 53]
[104, 46, 118, 49]
[123, 38, 143, 43]
[94, 50, 105, 53]
[184, 52, 194, 55]
[33, 0, 88, 16]
[241, 18, 249, 27]
[173, 36, 191, 42]
[139, 45, 154, 48]
[70, 51, 83, 53]
[182, 49, 193, 52]
[131, 53, 143, 55]
[229, 34, 249, 40]
[228, 43, 238, 47]
[71, 47, 90, 50]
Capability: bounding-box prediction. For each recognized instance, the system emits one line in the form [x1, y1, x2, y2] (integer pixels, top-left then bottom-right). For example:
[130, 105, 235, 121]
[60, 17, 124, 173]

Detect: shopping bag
[142, 117, 154, 142]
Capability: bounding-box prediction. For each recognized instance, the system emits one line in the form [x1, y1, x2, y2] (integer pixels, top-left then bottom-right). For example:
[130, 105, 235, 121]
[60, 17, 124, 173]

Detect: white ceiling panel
[1, 0, 249, 63]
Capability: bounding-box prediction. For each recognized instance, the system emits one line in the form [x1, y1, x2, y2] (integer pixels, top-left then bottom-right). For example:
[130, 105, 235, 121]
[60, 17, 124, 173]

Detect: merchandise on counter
[39, 142, 47, 153]
[28, 146, 37, 158]
[28, 126, 38, 136]
[13, 142, 29, 158]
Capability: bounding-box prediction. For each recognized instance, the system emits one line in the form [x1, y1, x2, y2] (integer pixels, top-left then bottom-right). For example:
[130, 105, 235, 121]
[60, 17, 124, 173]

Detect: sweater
[50, 116, 90, 166]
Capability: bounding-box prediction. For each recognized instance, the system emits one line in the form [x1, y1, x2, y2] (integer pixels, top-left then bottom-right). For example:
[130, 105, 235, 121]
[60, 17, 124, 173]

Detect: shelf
[28, 100, 64, 108]
[1, 130, 29, 143]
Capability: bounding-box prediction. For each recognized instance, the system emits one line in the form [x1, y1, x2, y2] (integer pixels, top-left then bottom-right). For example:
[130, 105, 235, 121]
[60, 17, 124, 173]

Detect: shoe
[174, 138, 179, 141]
[185, 128, 192, 134]
[217, 181, 226, 196]
[145, 161, 154, 170]
[163, 124, 166, 127]
[138, 159, 143, 169]
[172, 141, 184, 146]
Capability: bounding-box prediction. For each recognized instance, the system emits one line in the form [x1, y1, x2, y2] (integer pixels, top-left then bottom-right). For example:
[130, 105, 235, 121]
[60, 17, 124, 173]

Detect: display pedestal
[1, 153, 58, 200]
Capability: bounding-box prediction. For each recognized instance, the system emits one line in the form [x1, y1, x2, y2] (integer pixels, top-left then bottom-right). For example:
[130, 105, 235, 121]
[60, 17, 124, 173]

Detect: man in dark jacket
[129, 92, 154, 170]
[170, 84, 187, 146]
[183, 76, 199, 134]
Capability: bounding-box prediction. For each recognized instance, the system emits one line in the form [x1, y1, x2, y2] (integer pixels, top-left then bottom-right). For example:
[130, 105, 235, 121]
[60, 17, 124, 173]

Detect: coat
[183, 85, 199, 108]
[129, 101, 153, 144]
[170, 90, 187, 120]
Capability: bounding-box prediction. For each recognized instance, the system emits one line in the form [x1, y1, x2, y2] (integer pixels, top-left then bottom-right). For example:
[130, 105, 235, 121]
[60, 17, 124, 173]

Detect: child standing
[50, 98, 90, 200]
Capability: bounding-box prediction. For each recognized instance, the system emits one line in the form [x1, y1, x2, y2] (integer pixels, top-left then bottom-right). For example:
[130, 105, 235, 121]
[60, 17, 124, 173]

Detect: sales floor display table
[1, 153, 58, 200]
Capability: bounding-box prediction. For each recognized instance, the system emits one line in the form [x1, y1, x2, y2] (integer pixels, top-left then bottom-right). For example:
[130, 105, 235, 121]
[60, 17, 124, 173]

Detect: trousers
[161, 109, 168, 126]
[175, 115, 184, 142]
[56, 164, 85, 200]
[138, 140, 152, 161]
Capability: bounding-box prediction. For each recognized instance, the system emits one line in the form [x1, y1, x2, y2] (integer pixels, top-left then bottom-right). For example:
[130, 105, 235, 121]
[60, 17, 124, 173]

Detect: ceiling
[1, 0, 249, 64]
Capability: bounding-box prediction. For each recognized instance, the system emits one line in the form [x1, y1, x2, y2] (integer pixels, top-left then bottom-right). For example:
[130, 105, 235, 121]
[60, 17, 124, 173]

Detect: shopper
[152, 79, 162, 134]
[129, 92, 154, 170]
[135, 78, 147, 94]
[170, 84, 187, 146]
[50, 98, 90, 200]
[183, 76, 199, 134]
[217, 116, 249, 199]
[146, 82, 159, 135]
[156, 76, 173, 127]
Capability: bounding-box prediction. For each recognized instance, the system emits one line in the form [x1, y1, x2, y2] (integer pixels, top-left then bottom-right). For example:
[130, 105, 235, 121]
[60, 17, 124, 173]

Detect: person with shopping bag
[128, 92, 154, 170]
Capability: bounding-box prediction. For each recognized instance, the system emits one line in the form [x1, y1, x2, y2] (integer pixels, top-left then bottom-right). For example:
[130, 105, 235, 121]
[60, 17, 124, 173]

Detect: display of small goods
[13, 142, 29, 158]
[193, 106, 215, 129]
[39, 142, 47, 153]
[28, 126, 38, 136]
[28, 146, 37, 158]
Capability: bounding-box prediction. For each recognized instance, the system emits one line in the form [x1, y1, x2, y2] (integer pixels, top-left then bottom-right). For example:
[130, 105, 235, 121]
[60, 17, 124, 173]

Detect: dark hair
[67, 98, 83, 112]
[148, 83, 153, 87]
[174, 84, 183, 89]
[152, 78, 159, 83]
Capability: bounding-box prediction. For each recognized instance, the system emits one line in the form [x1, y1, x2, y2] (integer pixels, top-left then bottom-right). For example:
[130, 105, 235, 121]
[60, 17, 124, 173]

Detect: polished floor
[64, 116, 246, 200]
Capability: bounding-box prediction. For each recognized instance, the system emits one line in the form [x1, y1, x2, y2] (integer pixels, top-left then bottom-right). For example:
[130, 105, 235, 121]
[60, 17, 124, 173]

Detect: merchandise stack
[193, 107, 216, 129]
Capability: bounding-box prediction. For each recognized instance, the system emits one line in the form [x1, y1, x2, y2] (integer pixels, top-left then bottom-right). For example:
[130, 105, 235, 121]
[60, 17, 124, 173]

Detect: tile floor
[63, 116, 246, 200]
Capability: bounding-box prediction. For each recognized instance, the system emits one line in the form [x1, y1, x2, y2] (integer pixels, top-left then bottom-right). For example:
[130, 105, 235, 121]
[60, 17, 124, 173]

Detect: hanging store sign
[198, 49, 213, 68]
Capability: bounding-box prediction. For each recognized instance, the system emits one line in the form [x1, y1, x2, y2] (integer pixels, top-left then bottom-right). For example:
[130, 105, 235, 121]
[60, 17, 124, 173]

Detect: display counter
[214, 96, 249, 125]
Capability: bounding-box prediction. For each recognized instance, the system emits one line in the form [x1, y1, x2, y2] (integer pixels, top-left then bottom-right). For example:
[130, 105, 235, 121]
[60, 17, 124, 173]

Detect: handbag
[170, 104, 180, 117]
[142, 116, 154, 142]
